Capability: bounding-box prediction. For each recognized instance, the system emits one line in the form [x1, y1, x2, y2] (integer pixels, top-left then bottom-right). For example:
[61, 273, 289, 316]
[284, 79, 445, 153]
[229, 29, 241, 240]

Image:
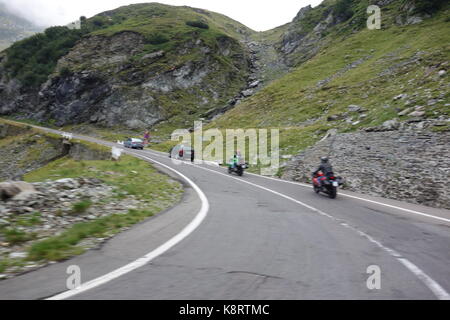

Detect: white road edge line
[37, 130, 447, 300]
[144, 149, 450, 224]
[47, 155, 210, 300]
[143, 149, 450, 224]
[23, 124, 450, 223]
[243, 172, 450, 224]
[176, 161, 450, 300]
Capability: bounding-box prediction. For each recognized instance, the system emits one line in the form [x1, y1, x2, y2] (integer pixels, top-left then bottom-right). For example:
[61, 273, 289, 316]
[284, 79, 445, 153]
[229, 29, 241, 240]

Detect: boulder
[241, 89, 254, 97]
[327, 114, 344, 122]
[398, 107, 413, 116]
[406, 16, 423, 25]
[248, 80, 260, 88]
[0, 181, 37, 201]
[141, 50, 165, 60]
[348, 105, 363, 113]
[9, 252, 28, 259]
[408, 111, 426, 117]
[393, 94, 408, 101]
[381, 119, 400, 131]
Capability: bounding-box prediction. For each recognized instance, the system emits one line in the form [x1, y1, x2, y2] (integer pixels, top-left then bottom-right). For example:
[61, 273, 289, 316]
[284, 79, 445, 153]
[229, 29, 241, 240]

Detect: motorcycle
[312, 172, 344, 199]
[228, 163, 247, 177]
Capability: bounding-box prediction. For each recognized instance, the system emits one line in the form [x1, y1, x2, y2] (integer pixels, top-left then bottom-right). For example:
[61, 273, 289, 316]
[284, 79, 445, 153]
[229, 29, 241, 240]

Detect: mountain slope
[206, 0, 450, 208]
[210, 0, 449, 154]
[0, 3, 256, 130]
[0, 1, 448, 138]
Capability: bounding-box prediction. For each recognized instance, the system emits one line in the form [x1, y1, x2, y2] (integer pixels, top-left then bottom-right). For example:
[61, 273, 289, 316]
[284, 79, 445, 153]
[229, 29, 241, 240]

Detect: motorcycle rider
[229, 151, 243, 170]
[313, 157, 334, 188]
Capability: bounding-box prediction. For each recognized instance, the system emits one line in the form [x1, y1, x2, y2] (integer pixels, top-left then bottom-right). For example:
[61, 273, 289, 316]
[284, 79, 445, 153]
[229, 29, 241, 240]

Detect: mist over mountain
[0, 2, 42, 51]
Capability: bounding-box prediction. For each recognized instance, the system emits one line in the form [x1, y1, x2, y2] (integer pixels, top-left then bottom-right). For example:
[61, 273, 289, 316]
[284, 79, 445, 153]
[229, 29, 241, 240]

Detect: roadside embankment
[0, 119, 184, 279]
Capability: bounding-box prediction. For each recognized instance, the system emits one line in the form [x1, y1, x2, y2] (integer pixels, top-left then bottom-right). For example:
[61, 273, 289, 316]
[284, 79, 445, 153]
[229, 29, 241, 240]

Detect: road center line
[242, 171, 450, 224]
[168, 159, 450, 300]
[147, 148, 449, 224]
[36, 129, 449, 300]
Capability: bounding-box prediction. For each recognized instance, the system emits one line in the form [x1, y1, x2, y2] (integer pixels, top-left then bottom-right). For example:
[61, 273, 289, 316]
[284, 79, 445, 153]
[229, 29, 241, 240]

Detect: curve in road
[2, 124, 449, 300]
[47, 154, 210, 300]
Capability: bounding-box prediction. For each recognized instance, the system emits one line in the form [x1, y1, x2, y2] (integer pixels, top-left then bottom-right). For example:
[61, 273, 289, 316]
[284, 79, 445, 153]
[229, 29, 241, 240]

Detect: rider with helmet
[313, 157, 334, 187]
[230, 151, 244, 169]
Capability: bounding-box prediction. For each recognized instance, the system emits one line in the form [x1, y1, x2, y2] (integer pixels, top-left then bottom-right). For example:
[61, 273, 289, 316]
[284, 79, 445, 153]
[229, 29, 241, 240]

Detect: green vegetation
[3, 10, 130, 87]
[407, 0, 448, 15]
[16, 213, 43, 227]
[22, 155, 183, 263]
[0, 258, 26, 274]
[144, 33, 169, 45]
[204, 3, 450, 170]
[333, 0, 354, 22]
[27, 209, 152, 261]
[0, 119, 183, 269]
[4, 26, 86, 87]
[71, 200, 93, 214]
[2, 228, 37, 245]
[186, 21, 210, 29]
[2, 1, 449, 177]
[0, 260, 6, 273]
[88, 3, 252, 40]
[33, 2, 448, 175]
[59, 66, 72, 77]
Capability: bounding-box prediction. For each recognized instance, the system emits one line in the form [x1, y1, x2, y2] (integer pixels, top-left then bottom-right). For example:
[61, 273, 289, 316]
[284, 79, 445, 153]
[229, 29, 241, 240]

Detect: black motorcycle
[228, 163, 247, 177]
[313, 173, 344, 199]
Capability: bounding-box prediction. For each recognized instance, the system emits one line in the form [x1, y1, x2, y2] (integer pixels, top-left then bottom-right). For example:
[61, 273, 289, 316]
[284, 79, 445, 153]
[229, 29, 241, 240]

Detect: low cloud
[1, 0, 74, 26]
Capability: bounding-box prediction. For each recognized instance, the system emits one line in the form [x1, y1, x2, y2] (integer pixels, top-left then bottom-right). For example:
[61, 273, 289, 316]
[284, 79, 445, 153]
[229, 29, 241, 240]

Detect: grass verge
[0, 154, 183, 271]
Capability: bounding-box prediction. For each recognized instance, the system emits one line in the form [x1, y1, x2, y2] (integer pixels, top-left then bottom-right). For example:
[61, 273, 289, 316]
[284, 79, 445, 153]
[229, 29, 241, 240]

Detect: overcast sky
[1, 0, 323, 31]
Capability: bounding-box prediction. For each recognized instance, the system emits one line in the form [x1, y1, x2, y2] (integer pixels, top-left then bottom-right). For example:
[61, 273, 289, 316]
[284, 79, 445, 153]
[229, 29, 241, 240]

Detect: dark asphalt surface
[0, 128, 449, 300]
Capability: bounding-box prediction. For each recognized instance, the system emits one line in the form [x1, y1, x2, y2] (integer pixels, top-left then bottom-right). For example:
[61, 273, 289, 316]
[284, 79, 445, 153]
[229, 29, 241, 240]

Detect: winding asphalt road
[0, 127, 449, 300]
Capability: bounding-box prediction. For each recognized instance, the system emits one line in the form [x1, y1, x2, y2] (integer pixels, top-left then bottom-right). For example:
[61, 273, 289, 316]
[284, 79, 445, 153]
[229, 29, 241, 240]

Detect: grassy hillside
[91, 3, 254, 40]
[208, 2, 450, 160]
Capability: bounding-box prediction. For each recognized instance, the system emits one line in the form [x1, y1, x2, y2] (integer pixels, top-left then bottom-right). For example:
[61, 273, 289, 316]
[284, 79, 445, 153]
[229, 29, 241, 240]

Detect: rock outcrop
[0, 4, 253, 130]
[282, 120, 450, 209]
[0, 178, 146, 277]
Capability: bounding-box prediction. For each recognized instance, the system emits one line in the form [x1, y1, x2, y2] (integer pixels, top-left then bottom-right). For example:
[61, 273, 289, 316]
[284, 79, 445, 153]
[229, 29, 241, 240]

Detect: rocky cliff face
[0, 121, 110, 181]
[0, 32, 250, 129]
[282, 120, 450, 209]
